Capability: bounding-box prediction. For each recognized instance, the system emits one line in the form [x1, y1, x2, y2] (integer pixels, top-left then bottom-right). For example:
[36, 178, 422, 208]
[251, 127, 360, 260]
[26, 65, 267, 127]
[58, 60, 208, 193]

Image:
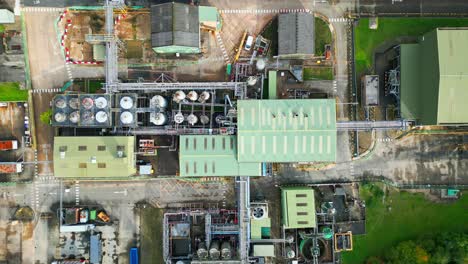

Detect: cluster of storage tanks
[53, 95, 111, 127]
[118, 95, 136, 127]
[196, 240, 232, 260]
[172, 90, 212, 126]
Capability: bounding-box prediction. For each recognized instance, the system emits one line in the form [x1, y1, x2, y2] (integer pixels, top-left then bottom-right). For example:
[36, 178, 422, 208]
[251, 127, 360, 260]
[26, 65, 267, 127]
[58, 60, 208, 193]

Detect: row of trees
[366, 232, 468, 264]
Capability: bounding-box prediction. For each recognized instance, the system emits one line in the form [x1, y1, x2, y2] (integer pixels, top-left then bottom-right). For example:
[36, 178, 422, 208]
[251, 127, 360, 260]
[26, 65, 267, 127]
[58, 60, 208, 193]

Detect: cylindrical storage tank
[150, 112, 167, 126]
[221, 241, 232, 260]
[197, 242, 208, 260]
[120, 96, 133, 110]
[82, 97, 94, 109]
[247, 76, 257, 86]
[174, 112, 184, 124]
[285, 246, 296, 259]
[95, 97, 108, 109]
[54, 112, 66, 122]
[69, 111, 80, 124]
[187, 114, 198, 125]
[209, 241, 220, 260]
[95, 111, 108, 123]
[198, 91, 210, 102]
[55, 98, 66, 109]
[173, 91, 186, 103]
[69, 98, 79, 109]
[82, 110, 94, 123]
[187, 91, 198, 101]
[120, 111, 133, 125]
[200, 115, 209, 125]
[150, 95, 168, 108]
[256, 58, 266, 71]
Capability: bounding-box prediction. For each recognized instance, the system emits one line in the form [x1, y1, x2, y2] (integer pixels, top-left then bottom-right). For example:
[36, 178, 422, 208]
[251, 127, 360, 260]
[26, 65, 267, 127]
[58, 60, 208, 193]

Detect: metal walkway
[337, 120, 409, 131]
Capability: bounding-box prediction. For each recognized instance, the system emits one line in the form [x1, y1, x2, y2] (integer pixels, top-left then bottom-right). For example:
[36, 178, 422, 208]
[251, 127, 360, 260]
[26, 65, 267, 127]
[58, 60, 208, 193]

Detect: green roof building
[237, 99, 336, 163]
[53, 136, 136, 178]
[250, 217, 271, 239]
[268, 71, 277, 99]
[281, 187, 316, 229]
[199, 6, 222, 31]
[400, 28, 468, 125]
[179, 135, 262, 177]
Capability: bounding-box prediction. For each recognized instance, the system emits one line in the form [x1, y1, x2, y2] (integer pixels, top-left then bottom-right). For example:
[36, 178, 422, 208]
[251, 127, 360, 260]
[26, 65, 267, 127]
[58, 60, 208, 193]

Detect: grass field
[0, 25, 5, 33]
[140, 206, 164, 264]
[315, 17, 332, 56]
[341, 184, 468, 263]
[355, 18, 468, 76]
[304, 67, 333, 80]
[0, 82, 28, 102]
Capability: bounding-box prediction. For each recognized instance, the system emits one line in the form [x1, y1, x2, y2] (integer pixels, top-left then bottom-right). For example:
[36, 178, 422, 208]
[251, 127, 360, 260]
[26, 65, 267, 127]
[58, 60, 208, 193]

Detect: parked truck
[0, 140, 18, 150]
[0, 163, 22, 173]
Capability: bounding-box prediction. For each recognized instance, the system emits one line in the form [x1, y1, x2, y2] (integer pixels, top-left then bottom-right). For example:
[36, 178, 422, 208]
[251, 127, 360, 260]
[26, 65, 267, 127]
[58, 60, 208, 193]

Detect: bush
[40, 109, 52, 124]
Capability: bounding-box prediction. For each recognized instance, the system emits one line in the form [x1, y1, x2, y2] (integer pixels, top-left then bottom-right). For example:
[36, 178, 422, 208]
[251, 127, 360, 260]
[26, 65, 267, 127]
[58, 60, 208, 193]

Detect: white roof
[0, 9, 15, 24]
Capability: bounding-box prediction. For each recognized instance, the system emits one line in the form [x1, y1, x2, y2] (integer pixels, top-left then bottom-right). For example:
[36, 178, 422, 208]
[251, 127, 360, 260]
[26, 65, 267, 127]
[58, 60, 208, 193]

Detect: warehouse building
[278, 13, 315, 56]
[53, 136, 136, 178]
[281, 187, 317, 229]
[237, 99, 336, 163]
[399, 28, 468, 125]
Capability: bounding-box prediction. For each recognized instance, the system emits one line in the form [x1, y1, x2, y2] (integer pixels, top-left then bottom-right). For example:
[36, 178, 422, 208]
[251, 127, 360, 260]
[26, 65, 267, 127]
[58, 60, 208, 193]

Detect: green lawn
[342, 184, 468, 263]
[315, 17, 332, 56]
[0, 24, 5, 33]
[304, 67, 333, 80]
[0, 82, 28, 102]
[140, 206, 164, 264]
[355, 18, 468, 76]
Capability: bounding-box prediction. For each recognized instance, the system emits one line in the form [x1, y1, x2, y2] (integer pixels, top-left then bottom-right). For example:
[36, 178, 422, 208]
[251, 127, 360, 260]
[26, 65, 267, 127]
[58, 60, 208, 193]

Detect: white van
[245, 35, 254, 51]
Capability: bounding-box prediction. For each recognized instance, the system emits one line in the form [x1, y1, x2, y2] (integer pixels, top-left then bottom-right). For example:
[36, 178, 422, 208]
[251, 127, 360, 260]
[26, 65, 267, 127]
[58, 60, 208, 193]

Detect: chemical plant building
[281, 187, 317, 229]
[53, 136, 136, 178]
[151, 2, 222, 54]
[398, 28, 468, 125]
[278, 12, 315, 56]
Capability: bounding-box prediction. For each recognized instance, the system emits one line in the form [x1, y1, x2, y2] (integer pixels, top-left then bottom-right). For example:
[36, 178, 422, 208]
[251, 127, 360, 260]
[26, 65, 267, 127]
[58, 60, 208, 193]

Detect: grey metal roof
[278, 13, 315, 55]
[90, 235, 101, 264]
[151, 2, 200, 48]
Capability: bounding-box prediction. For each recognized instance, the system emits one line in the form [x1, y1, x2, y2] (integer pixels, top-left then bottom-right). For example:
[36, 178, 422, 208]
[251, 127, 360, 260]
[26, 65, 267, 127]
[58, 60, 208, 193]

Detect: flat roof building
[53, 136, 136, 178]
[179, 135, 262, 177]
[281, 187, 316, 229]
[400, 28, 468, 125]
[237, 99, 336, 163]
[278, 13, 314, 56]
[362, 75, 379, 106]
[151, 2, 200, 54]
[0, 9, 15, 24]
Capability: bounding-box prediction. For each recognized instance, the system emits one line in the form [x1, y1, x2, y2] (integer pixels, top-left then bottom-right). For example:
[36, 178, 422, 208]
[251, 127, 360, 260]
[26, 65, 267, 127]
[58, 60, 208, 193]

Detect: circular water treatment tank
[187, 114, 198, 125]
[150, 95, 168, 108]
[150, 112, 167, 126]
[187, 91, 198, 101]
[69, 111, 80, 123]
[285, 246, 296, 259]
[199, 91, 210, 102]
[82, 97, 94, 109]
[200, 115, 209, 125]
[54, 112, 66, 122]
[174, 112, 184, 124]
[95, 97, 108, 109]
[95, 111, 108, 123]
[55, 98, 66, 109]
[69, 98, 79, 109]
[120, 96, 133, 109]
[120, 111, 133, 125]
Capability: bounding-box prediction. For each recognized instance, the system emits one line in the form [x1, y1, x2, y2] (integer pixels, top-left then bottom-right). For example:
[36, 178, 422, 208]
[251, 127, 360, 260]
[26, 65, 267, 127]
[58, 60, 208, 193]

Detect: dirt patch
[21, 221, 33, 240]
[358, 131, 372, 153]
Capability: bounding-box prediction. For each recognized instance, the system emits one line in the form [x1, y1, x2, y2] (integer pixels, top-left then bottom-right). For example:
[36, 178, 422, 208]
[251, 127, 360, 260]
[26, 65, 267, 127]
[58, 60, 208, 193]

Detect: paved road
[357, 0, 468, 16]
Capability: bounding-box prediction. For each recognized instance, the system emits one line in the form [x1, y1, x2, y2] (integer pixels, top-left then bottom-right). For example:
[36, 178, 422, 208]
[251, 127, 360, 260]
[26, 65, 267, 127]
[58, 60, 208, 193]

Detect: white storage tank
[199, 115, 209, 125]
[120, 96, 133, 110]
[209, 241, 220, 260]
[54, 112, 66, 122]
[95, 97, 108, 109]
[150, 112, 167, 126]
[198, 91, 210, 103]
[69, 111, 80, 123]
[69, 98, 79, 109]
[150, 95, 168, 108]
[221, 241, 232, 260]
[55, 98, 66, 109]
[174, 112, 184, 124]
[187, 91, 198, 101]
[187, 114, 198, 125]
[81, 97, 94, 109]
[95, 111, 108, 123]
[120, 111, 133, 125]
[173, 91, 186, 103]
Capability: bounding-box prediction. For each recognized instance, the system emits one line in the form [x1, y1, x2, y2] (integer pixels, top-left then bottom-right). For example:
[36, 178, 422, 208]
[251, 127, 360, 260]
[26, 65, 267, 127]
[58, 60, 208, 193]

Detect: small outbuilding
[278, 13, 315, 56]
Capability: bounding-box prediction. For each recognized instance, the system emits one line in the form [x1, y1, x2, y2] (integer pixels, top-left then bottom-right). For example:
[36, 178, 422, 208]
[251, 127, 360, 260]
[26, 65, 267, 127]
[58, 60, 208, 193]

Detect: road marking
[21, 7, 65, 12]
[75, 181, 80, 205]
[329, 17, 350, 23]
[31, 88, 61, 93]
[219, 9, 309, 14]
[215, 32, 231, 64]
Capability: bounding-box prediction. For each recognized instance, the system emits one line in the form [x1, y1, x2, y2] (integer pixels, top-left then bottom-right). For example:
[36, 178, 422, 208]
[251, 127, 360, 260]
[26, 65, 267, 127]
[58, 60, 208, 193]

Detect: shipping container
[0, 163, 22, 173]
[0, 140, 18, 150]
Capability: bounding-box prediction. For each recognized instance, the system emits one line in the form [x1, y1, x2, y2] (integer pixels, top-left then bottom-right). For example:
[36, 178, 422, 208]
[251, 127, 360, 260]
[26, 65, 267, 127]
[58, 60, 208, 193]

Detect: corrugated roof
[400, 28, 468, 125]
[250, 217, 271, 239]
[0, 9, 15, 24]
[53, 136, 136, 178]
[90, 235, 101, 264]
[237, 99, 336, 163]
[278, 13, 314, 55]
[179, 135, 262, 177]
[151, 3, 200, 51]
[268, 71, 277, 99]
[281, 187, 316, 229]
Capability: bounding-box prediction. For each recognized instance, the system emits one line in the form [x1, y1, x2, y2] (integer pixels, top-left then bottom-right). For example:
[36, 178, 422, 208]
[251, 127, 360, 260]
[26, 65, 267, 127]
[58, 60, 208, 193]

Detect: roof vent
[117, 151, 124, 158]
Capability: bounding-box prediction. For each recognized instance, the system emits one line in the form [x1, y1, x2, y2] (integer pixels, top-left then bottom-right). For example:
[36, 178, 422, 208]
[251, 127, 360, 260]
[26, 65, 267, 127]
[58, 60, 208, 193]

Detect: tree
[40, 109, 52, 124]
